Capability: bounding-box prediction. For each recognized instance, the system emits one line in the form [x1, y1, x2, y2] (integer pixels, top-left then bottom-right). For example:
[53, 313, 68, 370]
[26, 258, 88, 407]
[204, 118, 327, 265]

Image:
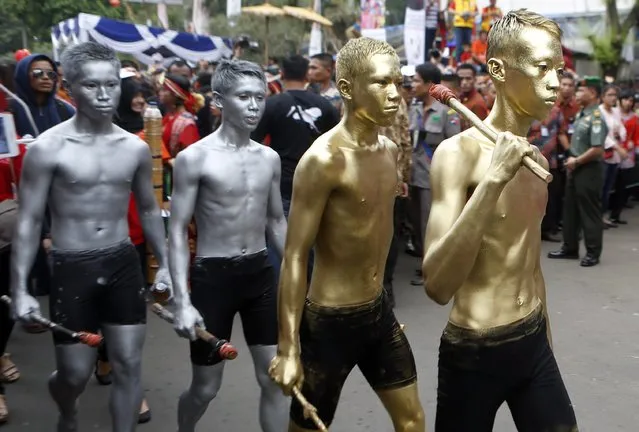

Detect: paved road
[4, 208, 639, 431]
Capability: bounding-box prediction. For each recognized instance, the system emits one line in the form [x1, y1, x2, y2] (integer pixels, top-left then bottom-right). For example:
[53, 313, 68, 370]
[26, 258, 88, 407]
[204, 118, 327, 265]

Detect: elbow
[424, 278, 452, 306]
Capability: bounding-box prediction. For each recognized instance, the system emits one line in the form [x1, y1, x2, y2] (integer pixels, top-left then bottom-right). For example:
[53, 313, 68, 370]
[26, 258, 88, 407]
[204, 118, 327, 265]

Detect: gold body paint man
[423, 10, 579, 431]
[269, 38, 426, 432]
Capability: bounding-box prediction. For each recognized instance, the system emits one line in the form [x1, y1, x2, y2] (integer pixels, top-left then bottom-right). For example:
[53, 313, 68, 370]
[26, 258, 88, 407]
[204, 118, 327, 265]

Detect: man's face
[308, 59, 331, 84]
[412, 73, 430, 99]
[501, 27, 563, 120]
[620, 97, 634, 113]
[169, 64, 192, 79]
[350, 54, 402, 127]
[559, 77, 575, 100]
[479, 32, 488, 43]
[216, 75, 266, 132]
[457, 68, 475, 93]
[575, 86, 593, 107]
[475, 74, 490, 94]
[29, 60, 57, 94]
[70, 61, 121, 121]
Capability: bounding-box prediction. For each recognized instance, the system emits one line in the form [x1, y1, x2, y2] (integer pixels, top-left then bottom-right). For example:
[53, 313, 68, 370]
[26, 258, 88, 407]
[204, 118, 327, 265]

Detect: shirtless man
[269, 38, 426, 432]
[169, 59, 288, 432]
[10, 42, 171, 432]
[422, 10, 578, 431]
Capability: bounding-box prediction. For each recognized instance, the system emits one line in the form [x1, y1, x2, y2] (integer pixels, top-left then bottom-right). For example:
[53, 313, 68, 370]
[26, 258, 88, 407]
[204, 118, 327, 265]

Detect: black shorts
[436, 303, 578, 432]
[49, 239, 147, 345]
[290, 291, 418, 429]
[189, 249, 277, 366]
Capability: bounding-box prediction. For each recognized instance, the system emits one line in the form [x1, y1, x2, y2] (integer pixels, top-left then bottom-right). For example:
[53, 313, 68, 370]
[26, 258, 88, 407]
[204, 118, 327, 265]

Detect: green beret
[578, 76, 602, 88]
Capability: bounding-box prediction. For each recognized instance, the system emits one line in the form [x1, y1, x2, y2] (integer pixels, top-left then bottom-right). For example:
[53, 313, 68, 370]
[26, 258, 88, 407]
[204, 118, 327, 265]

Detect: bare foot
[138, 398, 151, 424]
[0, 395, 8, 424]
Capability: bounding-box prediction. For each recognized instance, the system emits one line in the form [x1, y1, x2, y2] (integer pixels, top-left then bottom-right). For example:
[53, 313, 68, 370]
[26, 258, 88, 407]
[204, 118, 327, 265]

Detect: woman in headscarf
[92, 75, 152, 424]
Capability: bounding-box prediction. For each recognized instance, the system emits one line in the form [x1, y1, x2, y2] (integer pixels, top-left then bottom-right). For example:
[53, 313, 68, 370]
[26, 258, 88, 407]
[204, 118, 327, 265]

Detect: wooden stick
[292, 387, 328, 431]
[429, 84, 553, 184]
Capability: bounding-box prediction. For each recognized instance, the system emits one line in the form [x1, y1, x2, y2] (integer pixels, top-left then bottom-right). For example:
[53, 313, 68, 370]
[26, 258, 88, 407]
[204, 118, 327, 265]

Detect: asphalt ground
[3, 207, 639, 431]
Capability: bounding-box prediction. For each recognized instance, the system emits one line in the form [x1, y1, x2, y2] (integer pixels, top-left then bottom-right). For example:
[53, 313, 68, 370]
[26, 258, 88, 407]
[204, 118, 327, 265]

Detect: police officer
[549, 76, 608, 267]
[409, 63, 461, 285]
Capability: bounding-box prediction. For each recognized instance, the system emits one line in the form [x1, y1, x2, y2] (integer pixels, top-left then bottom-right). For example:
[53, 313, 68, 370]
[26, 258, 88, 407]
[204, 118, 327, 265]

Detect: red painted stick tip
[219, 344, 238, 360]
[429, 84, 458, 104]
[78, 332, 104, 347]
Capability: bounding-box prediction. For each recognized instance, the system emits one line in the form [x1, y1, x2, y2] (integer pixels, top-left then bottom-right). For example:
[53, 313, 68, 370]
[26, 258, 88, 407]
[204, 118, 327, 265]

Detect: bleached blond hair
[487, 9, 562, 62]
[335, 37, 399, 84]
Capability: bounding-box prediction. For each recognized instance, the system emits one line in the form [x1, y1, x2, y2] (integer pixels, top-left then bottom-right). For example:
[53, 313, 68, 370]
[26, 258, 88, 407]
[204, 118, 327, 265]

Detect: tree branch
[621, 2, 639, 38]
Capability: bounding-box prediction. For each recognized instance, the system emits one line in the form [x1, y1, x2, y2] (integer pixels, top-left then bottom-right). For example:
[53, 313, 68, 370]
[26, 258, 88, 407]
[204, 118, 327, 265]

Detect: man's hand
[564, 156, 578, 172]
[269, 354, 304, 396]
[398, 182, 409, 198]
[151, 267, 173, 299]
[11, 294, 41, 323]
[487, 132, 534, 183]
[173, 304, 205, 341]
[617, 147, 629, 160]
[42, 239, 52, 253]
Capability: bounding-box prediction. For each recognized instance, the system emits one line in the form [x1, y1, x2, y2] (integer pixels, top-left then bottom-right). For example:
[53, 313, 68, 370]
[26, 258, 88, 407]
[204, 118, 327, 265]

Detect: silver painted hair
[60, 41, 121, 85]
[212, 59, 266, 95]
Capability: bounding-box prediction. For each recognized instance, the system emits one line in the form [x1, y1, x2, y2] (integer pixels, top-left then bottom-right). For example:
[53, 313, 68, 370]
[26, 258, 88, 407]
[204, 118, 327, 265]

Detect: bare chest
[328, 150, 398, 226]
[200, 151, 273, 198]
[55, 143, 139, 189]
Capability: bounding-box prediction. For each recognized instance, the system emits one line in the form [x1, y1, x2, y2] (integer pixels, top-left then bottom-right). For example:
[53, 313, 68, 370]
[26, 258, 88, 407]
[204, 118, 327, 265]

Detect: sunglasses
[31, 69, 58, 80]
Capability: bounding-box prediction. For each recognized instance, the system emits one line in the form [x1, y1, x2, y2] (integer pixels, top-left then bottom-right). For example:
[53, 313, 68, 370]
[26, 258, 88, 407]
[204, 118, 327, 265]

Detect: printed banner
[227, 0, 242, 19]
[360, 0, 385, 30]
[403, 6, 425, 65]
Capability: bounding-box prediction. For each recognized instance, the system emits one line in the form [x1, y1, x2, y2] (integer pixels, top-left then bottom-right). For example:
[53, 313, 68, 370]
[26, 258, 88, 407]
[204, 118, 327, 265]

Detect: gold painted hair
[335, 37, 398, 84]
[487, 9, 562, 61]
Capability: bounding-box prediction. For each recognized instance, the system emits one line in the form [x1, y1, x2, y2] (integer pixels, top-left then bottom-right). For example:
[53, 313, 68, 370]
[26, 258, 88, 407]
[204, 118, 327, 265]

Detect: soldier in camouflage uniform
[380, 97, 412, 307]
[549, 76, 608, 267]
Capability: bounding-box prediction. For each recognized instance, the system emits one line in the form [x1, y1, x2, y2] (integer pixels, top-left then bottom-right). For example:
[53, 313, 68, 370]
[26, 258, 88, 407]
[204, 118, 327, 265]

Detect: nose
[97, 86, 109, 101]
[388, 83, 400, 103]
[248, 97, 259, 111]
[548, 70, 561, 90]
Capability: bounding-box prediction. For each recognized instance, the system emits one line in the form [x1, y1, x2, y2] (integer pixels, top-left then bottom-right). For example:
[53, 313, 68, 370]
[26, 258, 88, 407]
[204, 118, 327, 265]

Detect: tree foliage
[587, 0, 639, 78]
[0, 0, 186, 54]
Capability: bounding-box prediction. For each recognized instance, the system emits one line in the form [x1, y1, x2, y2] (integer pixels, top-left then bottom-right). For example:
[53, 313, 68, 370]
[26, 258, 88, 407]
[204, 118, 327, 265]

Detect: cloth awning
[51, 13, 233, 65]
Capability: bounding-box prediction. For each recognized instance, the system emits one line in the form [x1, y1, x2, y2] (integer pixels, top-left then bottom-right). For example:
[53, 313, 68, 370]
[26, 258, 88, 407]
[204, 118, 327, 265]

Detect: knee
[110, 355, 142, 383]
[255, 368, 279, 393]
[397, 409, 425, 432]
[51, 365, 93, 391]
[189, 379, 222, 405]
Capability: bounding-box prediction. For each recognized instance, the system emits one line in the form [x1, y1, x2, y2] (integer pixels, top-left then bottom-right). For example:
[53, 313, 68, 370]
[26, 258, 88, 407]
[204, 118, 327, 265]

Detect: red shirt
[622, 112, 639, 164]
[460, 89, 489, 130]
[0, 143, 27, 202]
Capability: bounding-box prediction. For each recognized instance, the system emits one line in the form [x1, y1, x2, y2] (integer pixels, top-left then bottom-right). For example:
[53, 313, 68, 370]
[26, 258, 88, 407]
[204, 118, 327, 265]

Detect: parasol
[242, 3, 286, 63]
[282, 6, 333, 27]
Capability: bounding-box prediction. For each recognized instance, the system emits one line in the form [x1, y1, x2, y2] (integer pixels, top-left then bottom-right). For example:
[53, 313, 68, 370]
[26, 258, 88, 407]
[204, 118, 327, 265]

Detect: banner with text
[360, 0, 386, 40]
[403, 6, 425, 65]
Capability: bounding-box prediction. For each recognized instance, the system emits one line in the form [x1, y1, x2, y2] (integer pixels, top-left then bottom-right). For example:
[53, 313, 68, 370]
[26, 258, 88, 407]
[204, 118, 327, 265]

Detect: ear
[487, 58, 505, 83]
[212, 91, 223, 109]
[337, 78, 352, 101]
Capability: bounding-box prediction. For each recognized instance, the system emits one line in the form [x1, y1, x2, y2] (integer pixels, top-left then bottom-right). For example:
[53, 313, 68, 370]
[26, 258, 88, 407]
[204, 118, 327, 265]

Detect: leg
[249, 345, 289, 432]
[240, 264, 288, 432]
[419, 188, 432, 251]
[575, 165, 604, 259]
[453, 27, 464, 63]
[178, 363, 226, 432]
[0, 250, 16, 360]
[408, 186, 424, 256]
[49, 344, 97, 432]
[601, 163, 618, 215]
[376, 383, 425, 432]
[507, 324, 578, 432]
[359, 298, 424, 431]
[102, 324, 146, 432]
[610, 168, 629, 221]
[561, 173, 581, 252]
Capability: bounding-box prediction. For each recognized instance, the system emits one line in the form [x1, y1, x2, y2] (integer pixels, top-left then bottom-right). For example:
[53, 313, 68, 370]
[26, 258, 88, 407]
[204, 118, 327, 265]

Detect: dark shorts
[189, 249, 277, 366]
[49, 239, 147, 345]
[436, 303, 578, 432]
[290, 291, 418, 429]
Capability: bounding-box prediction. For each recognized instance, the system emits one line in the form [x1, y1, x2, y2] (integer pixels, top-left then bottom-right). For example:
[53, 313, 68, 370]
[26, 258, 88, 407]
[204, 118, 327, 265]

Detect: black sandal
[94, 359, 112, 386]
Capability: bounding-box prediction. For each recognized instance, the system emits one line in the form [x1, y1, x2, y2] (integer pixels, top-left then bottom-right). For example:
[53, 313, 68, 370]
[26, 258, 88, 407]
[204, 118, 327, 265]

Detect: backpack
[0, 199, 18, 253]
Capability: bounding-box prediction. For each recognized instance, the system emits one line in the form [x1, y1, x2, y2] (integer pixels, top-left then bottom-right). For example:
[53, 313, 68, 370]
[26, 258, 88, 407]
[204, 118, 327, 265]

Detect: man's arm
[131, 143, 169, 272]
[277, 150, 334, 357]
[265, 150, 287, 257]
[10, 142, 55, 315]
[167, 149, 202, 308]
[422, 136, 519, 305]
[534, 258, 552, 349]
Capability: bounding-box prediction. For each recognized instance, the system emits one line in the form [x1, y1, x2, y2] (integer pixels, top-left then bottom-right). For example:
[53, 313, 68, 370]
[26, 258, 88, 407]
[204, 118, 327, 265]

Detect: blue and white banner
[51, 13, 233, 65]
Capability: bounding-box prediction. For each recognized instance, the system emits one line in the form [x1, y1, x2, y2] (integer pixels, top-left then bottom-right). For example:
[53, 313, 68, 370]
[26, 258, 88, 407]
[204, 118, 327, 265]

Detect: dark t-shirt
[252, 89, 340, 201]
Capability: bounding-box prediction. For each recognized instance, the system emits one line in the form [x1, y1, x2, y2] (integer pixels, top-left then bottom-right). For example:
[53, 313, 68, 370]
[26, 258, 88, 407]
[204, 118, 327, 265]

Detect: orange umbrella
[242, 3, 286, 63]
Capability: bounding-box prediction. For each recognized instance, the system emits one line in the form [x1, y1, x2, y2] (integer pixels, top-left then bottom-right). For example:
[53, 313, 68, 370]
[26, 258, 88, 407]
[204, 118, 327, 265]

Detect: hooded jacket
[10, 54, 75, 137]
